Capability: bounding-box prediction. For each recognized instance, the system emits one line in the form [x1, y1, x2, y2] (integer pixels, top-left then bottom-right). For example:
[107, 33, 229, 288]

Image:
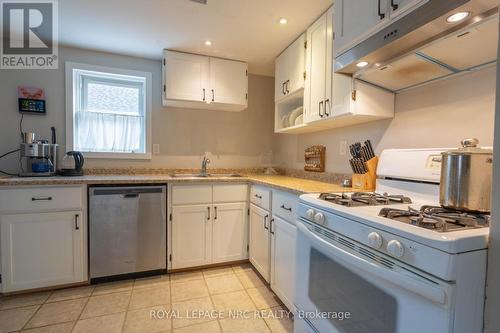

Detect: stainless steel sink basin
[169, 173, 242, 178]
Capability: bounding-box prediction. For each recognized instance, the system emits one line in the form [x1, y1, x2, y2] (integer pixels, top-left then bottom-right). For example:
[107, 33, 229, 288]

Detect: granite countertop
[0, 174, 352, 194]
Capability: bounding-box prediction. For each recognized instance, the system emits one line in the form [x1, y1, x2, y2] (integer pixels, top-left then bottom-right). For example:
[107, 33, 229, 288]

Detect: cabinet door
[0, 211, 85, 292]
[212, 202, 248, 263]
[275, 52, 288, 101]
[249, 204, 270, 282]
[209, 58, 248, 106]
[171, 205, 212, 269]
[270, 216, 297, 311]
[324, 7, 334, 118]
[286, 33, 306, 95]
[334, 0, 389, 56]
[305, 13, 327, 123]
[164, 51, 209, 102]
[390, 0, 428, 19]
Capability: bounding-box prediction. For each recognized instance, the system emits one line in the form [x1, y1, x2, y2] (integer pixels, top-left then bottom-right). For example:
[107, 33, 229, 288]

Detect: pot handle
[461, 138, 479, 148]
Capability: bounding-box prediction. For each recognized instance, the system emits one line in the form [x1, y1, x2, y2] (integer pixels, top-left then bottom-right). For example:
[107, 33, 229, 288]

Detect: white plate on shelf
[288, 106, 303, 127]
[295, 114, 303, 126]
[281, 114, 290, 128]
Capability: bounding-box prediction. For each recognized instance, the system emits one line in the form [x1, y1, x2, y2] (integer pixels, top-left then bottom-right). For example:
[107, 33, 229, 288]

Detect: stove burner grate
[379, 205, 490, 232]
[319, 192, 412, 207]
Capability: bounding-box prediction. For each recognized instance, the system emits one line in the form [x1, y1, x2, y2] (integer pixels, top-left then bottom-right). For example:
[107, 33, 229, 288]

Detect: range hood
[335, 0, 499, 92]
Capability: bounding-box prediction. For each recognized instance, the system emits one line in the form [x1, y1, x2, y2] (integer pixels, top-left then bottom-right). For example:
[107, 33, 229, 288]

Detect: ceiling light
[446, 12, 470, 23]
[279, 18, 288, 25]
[356, 61, 369, 68]
[205, 40, 212, 46]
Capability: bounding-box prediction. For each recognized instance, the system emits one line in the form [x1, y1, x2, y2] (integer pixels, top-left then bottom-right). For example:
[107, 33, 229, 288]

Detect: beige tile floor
[0, 263, 294, 333]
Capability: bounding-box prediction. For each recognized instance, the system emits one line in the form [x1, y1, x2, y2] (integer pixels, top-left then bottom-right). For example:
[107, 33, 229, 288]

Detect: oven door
[295, 219, 455, 333]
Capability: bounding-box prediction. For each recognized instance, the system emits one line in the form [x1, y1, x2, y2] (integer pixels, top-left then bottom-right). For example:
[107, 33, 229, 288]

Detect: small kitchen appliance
[295, 148, 488, 333]
[59, 151, 84, 176]
[19, 132, 58, 177]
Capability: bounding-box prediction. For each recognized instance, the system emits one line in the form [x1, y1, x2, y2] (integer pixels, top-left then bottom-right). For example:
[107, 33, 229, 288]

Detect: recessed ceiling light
[446, 11, 470, 23]
[356, 61, 369, 68]
[279, 18, 288, 25]
[205, 40, 212, 46]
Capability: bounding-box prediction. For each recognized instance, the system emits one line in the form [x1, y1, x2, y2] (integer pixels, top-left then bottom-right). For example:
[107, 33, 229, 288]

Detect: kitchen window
[65, 62, 152, 159]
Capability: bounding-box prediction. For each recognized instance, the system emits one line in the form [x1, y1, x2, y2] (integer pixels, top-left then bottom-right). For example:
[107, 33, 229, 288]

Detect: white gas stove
[294, 149, 489, 333]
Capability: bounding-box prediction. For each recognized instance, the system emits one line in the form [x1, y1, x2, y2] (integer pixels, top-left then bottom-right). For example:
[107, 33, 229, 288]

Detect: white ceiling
[59, 0, 333, 76]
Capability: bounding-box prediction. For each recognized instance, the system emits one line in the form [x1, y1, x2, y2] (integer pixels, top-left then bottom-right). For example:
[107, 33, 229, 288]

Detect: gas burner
[379, 206, 490, 232]
[319, 192, 412, 207]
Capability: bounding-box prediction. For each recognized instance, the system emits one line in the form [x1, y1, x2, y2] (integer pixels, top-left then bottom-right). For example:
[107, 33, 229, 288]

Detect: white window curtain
[73, 70, 147, 154]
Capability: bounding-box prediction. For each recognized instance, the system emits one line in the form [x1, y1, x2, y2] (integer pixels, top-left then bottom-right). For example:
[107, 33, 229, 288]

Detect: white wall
[0, 46, 276, 173]
[274, 67, 497, 173]
[484, 38, 500, 333]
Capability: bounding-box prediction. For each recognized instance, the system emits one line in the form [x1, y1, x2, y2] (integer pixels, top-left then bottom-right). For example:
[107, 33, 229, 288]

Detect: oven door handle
[297, 222, 447, 305]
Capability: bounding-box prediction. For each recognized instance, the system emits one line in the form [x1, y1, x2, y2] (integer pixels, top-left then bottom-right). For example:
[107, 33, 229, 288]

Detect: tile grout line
[69, 292, 92, 332]
[120, 279, 135, 333]
[202, 267, 224, 333]
[19, 290, 54, 331]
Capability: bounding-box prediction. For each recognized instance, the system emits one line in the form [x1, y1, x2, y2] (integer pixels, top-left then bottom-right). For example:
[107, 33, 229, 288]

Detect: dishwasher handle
[91, 187, 164, 196]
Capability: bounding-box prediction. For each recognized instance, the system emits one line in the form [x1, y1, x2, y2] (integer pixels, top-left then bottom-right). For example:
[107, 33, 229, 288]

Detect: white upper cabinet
[163, 50, 248, 111]
[209, 58, 248, 107]
[164, 51, 209, 102]
[274, 33, 306, 102]
[304, 12, 328, 123]
[334, 0, 389, 56]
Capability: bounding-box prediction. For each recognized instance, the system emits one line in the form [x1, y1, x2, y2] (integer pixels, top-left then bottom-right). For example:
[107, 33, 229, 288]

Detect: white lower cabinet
[170, 184, 248, 270]
[212, 202, 248, 264]
[0, 211, 86, 292]
[249, 204, 271, 282]
[270, 215, 297, 311]
[171, 204, 212, 269]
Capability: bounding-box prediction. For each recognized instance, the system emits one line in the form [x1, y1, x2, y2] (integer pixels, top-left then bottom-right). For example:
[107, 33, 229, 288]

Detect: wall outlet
[153, 144, 160, 154]
[339, 141, 347, 156]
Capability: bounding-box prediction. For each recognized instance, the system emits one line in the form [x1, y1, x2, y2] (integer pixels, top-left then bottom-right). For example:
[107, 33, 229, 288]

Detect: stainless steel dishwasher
[89, 185, 167, 281]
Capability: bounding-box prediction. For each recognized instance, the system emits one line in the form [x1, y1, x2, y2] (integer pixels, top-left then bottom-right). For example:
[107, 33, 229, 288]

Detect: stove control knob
[314, 212, 325, 225]
[387, 240, 404, 258]
[306, 209, 316, 220]
[367, 232, 383, 249]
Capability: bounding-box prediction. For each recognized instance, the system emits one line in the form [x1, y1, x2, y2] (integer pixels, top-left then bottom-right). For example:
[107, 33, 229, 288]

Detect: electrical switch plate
[339, 141, 347, 155]
[153, 144, 160, 154]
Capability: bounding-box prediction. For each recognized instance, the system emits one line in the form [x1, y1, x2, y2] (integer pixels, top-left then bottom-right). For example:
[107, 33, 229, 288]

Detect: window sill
[81, 152, 152, 160]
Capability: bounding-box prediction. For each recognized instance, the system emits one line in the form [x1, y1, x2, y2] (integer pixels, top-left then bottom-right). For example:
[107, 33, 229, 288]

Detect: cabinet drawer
[172, 185, 212, 205]
[213, 184, 248, 203]
[0, 186, 83, 212]
[272, 190, 299, 222]
[250, 185, 271, 211]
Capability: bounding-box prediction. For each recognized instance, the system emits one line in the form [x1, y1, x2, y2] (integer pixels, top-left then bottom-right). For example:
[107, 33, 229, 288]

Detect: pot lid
[443, 138, 493, 155]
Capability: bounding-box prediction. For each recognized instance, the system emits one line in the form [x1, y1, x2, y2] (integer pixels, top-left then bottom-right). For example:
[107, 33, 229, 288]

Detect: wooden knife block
[352, 157, 378, 191]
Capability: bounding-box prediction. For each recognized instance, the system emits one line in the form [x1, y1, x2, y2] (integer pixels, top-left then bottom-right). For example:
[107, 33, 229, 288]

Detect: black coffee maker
[59, 151, 84, 176]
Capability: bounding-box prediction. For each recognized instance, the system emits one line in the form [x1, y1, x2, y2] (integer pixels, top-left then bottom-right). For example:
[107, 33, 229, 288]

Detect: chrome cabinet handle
[203, 88, 206, 101]
[285, 80, 290, 93]
[207, 206, 211, 220]
[391, 0, 398, 11]
[319, 101, 324, 118]
[270, 218, 275, 235]
[264, 214, 269, 230]
[74, 214, 80, 230]
[378, 0, 386, 19]
[282, 82, 286, 95]
[214, 206, 217, 220]
[280, 204, 292, 212]
[32, 196, 52, 201]
[324, 99, 330, 117]
[211, 89, 215, 102]
[254, 194, 262, 199]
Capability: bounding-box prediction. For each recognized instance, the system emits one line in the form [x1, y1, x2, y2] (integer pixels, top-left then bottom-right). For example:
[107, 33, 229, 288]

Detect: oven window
[309, 248, 397, 333]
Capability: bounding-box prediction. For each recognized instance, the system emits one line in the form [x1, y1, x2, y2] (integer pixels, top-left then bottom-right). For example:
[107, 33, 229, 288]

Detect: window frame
[65, 62, 153, 159]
